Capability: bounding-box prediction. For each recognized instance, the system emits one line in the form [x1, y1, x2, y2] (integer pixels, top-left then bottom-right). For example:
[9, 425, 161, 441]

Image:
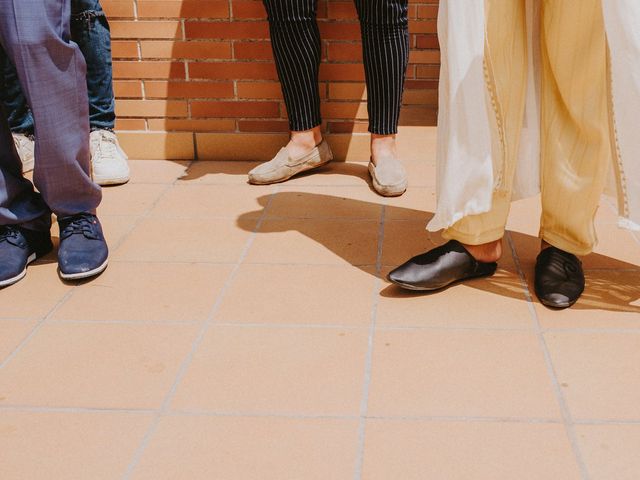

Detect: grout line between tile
[106, 160, 196, 255]
[353, 204, 386, 480]
[48, 319, 202, 326]
[506, 232, 591, 480]
[5, 403, 640, 426]
[573, 418, 640, 426]
[121, 186, 280, 480]
[1, 166, 197, 374]
[0, 289, 75, 371]
[0, 405, 155, 415]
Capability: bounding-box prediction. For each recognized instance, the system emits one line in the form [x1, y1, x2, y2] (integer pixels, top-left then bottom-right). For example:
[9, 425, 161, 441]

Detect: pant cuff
[539, 230, 594, 256]
[442, 225, 505, 246]
[289, 120, 322, 133]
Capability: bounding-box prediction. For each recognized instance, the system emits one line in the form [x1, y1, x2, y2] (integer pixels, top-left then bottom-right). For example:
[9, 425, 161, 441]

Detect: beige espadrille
[248, 139, 333, 185]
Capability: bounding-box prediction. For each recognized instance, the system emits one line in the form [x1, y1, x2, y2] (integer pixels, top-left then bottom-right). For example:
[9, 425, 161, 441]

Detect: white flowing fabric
[428, 0, 640, 232]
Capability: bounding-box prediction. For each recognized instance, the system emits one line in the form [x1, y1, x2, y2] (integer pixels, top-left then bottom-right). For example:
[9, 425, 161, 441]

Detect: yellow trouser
[444, 0, 611, 256]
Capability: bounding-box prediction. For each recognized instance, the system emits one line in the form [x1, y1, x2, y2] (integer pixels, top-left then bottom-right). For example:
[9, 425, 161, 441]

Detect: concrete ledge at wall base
[116, 126, 436, 162]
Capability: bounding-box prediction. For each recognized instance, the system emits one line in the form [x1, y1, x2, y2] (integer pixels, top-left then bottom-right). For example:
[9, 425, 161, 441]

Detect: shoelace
[60, 214, 99, 240]
[0, 225, 20, 243]
[92, 132, 118, 164]
[14, 135, 32, 151]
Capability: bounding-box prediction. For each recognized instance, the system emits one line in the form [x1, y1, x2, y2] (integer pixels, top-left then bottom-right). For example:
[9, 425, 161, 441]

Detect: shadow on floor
[237, 191, 640, 314]
[177, 159, 372, 185]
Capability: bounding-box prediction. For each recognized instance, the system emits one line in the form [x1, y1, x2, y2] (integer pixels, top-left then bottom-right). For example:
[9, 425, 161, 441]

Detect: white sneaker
[13, 133, 35, 173]
[90, 129, 130, 186]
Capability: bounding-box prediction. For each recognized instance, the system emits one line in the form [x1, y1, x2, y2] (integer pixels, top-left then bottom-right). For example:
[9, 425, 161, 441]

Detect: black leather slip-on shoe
[388, 240, 498, 291]
[534, 246, 584, 309]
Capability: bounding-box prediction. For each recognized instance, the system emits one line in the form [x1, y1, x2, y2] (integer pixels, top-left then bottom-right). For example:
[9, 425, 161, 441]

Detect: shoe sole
[248, 156, 333, 185]
[388, 269, 497, 292]
[59, 258, 109, 281]
[0, 253, 36, 288]
[539, 298, 573, 309]
[94, 176, 130, 186]
[368, 163, 407, 197]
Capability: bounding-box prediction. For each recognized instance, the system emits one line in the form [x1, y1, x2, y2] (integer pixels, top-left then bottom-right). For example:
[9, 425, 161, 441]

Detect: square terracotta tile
[51, 262, 233, 323]
[150, 184, 273, 219]
[377, 268, 533, 329]
[361, 420, 581, 480]
[367, 330, 561, 418]
[171, 326, 368, 416]
[177, 161, 258, 184]
[577, 424, 640, 480]
[590, 225, 640, 268]
[216, 264, 376, 326]
[131, 415, 358, 480]
[128, 159, 189, 184]
[0, 320, 37, 363]
[0, 323, 198, 409]
[98, 215, 139, 250]
[267, 186, 383, 220]
[245, 219, 379, 266]
[383, 187, 437, 221]
[114, 217, 253, 263]
[545, 331, 640, 420]
[0, 411, 152, 480]
[381, 221, 441, 267]
[99, 183, 168, 216]
[0, 262, 72, 319]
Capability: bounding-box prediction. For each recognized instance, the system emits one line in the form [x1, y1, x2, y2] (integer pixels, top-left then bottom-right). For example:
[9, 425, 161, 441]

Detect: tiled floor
[2, 129, 640, 479]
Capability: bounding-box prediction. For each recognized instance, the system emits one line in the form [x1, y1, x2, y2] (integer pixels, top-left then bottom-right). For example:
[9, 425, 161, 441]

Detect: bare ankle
[463, 239, 502, 263]
[290, 127, 321, 146]
[370, 134, 398, 164]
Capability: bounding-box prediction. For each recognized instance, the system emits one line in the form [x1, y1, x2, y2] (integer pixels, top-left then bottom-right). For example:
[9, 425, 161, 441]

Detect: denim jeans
[0, 0, 115, 133]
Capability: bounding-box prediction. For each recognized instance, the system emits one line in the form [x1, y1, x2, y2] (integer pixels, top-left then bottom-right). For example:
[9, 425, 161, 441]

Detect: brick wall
[102, 0, 440, 160]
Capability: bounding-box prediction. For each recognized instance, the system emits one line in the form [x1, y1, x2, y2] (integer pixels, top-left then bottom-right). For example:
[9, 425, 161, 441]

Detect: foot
[0, 225, 52, 288]
[248, 137, 333, 185]
[388, 240, 498, 291]
[57, 213, 109, 280]
[12, 133, 35, 173]
[90, 129, 130, 186]
[463, 239, 502, 263]
[534, 245, 584, 309]
[369, 135, 407, 197]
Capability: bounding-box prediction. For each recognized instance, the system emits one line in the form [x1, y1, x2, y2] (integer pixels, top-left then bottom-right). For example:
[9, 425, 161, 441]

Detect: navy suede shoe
[0, 225, 53, 288]
[57, 213, 109, 280]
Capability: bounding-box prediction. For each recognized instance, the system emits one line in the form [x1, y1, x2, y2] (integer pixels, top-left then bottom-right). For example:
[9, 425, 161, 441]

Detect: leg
[0, 0, 101, 218]
[354, 0, 410, 196]
[0, 46, 35, 173]
[539, 0, 610, 256]
[249, 1, 332, 185]
[70, 0, 115, 131]
[71, 0, 129, 186]
[0, 45, 48, 230]
[0, 48, 34, 134]
[388, 0, 528, 290]
[443, 0, 528, 258]
[354, 0, 409, 136]
[262, 0, 322, 133]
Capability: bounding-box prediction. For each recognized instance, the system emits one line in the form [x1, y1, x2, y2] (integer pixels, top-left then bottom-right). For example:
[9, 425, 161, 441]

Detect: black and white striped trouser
[263, 0, 409, 135]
